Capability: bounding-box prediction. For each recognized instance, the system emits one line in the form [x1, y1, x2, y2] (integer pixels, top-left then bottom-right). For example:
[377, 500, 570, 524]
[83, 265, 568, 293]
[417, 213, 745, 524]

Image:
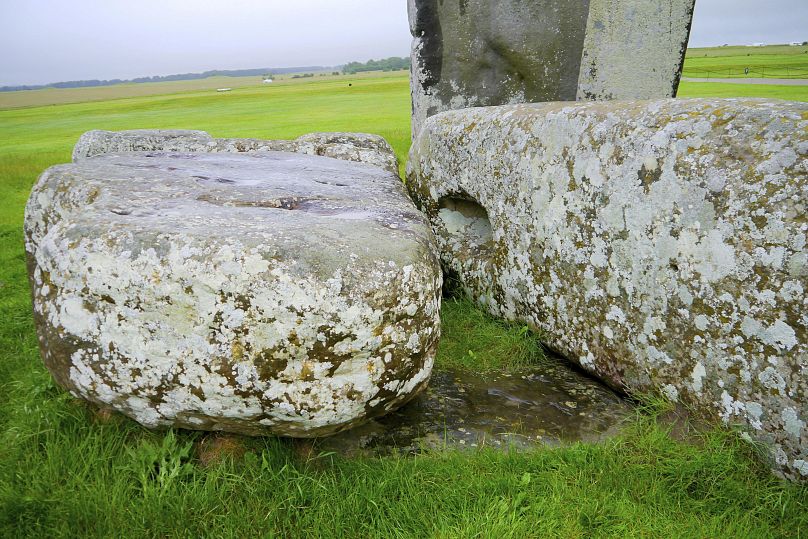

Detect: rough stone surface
[577, 0, 695, 101]
[407, 98, 808, 480]
[73, 129, 400, 175]
[310, 359, 632, 457]
[25, 151, 442, 437]
[408, 0, 695, 135]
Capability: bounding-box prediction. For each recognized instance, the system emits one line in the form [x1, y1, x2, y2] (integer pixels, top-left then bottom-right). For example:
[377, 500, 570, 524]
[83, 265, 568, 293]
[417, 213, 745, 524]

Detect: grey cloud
[1, 0, 805, 86]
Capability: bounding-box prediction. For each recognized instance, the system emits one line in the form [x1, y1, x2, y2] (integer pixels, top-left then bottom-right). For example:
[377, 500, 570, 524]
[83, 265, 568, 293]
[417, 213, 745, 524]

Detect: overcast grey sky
[1, 0, 806, 86]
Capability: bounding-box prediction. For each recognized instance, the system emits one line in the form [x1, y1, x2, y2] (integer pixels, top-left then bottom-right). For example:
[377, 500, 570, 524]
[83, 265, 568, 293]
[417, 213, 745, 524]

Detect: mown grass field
[0, 70, 403, 110]
[1, 62, 807, 537]
[678, 80, 808, 101]
[683, 44, 808, 79]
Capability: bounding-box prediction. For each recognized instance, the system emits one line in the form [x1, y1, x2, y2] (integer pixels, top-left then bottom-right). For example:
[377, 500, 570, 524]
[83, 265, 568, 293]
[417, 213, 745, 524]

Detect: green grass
[1, 397, 804, 538]
[678, 80, 808, 102]
[0, 70, 403, 110]
[683, 44, 808, 79]
[1, 62, 807, 537]
[437, 298, 546, 372]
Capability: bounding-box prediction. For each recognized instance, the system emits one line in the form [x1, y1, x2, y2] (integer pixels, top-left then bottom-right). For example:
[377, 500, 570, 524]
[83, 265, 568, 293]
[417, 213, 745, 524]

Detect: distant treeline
[0, 66, 330, 93]
[342, 57, 410, 74]
[2, 57, 414, 92]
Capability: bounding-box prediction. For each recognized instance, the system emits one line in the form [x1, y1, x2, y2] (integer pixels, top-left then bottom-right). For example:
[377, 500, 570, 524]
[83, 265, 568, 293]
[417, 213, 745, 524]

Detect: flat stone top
[34, 151, 433, 279]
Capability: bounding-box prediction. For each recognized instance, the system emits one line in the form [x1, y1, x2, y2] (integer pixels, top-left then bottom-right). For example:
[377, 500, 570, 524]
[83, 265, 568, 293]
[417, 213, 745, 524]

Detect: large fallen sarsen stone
[25, 150, 442, 437]
[407, 98, 807, 480]
[408, 0, 696, 135]
[73, 129, 400, 175]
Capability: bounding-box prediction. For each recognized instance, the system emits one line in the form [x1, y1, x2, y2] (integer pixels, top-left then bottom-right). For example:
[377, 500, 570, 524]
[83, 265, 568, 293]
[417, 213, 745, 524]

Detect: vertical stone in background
[408, 0, 696, 136]
[578, 0, 696, 100]
[409, 0, 591, 136]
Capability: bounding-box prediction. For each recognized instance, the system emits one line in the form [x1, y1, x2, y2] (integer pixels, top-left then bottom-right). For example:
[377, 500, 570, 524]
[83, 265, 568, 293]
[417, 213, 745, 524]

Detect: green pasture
[1, 64, 806, 537]
[0, 70, 398, 110]
[678, 80, 808, 101]
[683, 44, 808, 78]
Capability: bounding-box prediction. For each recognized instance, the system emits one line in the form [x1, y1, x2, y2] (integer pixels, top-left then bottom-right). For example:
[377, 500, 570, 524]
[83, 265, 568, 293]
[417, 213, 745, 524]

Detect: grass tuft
[436, 296, 546, 372]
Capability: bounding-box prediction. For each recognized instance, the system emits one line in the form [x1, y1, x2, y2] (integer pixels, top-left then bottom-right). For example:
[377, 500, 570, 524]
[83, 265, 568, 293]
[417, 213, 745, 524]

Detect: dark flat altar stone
[310, 358, 633, 456]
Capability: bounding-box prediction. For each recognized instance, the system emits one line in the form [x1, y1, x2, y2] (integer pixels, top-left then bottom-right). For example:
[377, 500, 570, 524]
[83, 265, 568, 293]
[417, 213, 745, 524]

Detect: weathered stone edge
[72, 129, 400, 175]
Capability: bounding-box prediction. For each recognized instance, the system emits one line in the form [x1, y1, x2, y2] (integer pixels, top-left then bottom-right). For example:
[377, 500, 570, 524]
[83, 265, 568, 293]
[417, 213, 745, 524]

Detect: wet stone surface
[311, 358, 633, 456]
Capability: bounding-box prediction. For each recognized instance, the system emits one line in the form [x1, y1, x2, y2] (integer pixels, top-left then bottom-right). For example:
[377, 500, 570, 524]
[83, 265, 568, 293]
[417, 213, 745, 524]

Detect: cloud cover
[0, 0, 806, 86]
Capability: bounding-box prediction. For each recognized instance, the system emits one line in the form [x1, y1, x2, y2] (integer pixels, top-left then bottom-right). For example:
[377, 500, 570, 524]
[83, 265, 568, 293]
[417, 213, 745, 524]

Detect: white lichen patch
[25, 150, 442, 438]
[407, 98, 808, 481]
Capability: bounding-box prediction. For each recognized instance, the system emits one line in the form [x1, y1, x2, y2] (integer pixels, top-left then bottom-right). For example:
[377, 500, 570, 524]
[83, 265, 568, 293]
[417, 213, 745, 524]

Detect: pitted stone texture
[407, 98, 808, 480]
[408, 0, 695, 135]
[71, 130, 217, 160]
[25, 151, 442, 437]
[73, 129, 400, 175]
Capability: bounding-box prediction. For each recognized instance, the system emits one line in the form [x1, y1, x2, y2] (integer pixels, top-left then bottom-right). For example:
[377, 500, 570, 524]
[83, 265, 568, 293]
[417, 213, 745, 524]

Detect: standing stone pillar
[408, 0, 696, 136]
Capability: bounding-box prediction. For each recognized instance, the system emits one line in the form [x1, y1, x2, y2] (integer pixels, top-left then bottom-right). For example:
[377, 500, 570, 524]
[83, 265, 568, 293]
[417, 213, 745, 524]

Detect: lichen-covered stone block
[73, 129, 400, 175]
[25, 151, 442, 437]
[407, 98, 808, 480]
[408, 0, 695, 135]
